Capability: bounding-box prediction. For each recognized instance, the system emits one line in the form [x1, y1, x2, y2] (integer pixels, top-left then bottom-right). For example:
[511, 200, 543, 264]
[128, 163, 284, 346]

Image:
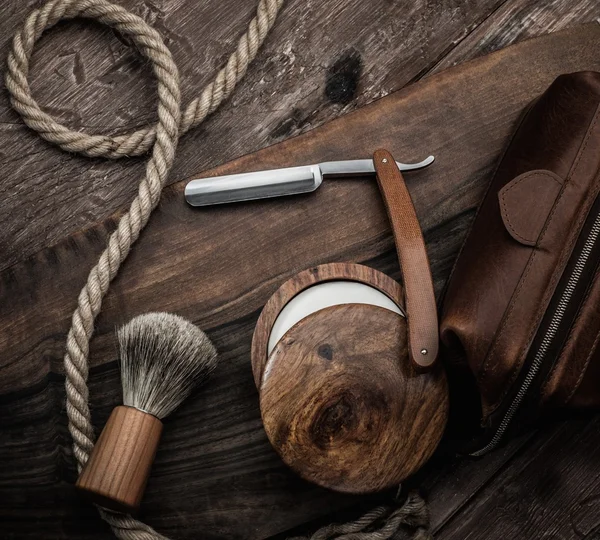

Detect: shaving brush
[76, 313, 218, 513]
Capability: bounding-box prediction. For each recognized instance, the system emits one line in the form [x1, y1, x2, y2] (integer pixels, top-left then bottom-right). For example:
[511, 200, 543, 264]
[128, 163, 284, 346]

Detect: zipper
[470, 208, 600, 457]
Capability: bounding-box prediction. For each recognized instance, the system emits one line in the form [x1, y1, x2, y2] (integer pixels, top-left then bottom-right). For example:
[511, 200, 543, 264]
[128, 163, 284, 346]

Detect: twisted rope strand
[7, 1, 432, 539]
[6, 0, 282, 537]
[7, 0, 283, 158]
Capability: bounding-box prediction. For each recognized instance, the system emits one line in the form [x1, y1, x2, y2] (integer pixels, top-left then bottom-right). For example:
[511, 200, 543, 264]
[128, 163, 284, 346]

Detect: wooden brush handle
[76, 405, 163, 513]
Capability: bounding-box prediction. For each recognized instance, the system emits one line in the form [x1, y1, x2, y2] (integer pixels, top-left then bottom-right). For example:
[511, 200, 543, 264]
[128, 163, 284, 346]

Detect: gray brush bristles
[118, 312, 218, 419]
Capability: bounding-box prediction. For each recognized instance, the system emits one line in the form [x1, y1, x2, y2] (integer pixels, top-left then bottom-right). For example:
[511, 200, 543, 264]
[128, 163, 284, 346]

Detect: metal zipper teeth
[471, 212, 600, 457]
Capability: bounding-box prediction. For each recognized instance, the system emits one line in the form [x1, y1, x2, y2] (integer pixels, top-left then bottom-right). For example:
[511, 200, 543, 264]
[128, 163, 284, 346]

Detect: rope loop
[7, 0, 181, 158]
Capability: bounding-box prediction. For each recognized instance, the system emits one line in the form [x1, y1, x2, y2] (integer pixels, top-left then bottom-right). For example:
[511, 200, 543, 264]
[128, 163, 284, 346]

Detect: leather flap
[498, 169, 564, 246]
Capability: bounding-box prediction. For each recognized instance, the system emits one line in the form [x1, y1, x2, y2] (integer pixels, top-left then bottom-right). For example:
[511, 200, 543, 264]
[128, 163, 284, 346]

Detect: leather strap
[372, 149, 439, 370]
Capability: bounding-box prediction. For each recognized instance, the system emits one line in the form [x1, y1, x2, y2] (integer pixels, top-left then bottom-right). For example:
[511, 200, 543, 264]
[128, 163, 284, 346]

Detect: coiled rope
[6, 1, 431, 538]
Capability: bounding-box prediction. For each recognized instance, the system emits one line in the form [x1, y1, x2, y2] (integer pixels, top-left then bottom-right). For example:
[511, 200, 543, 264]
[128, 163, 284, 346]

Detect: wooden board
[0, 0, 597, 273]
[437, 416, 600, 539]
[1, 21, 600, 540]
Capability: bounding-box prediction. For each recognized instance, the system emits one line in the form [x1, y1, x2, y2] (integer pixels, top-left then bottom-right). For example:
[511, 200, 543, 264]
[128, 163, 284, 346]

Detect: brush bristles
[118, 313, 218, 419]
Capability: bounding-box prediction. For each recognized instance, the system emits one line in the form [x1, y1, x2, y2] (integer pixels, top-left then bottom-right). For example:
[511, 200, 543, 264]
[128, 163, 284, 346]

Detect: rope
[6, 0, 282, 537]
[289, 492, 432, 540]
[6, 1, 432, 539]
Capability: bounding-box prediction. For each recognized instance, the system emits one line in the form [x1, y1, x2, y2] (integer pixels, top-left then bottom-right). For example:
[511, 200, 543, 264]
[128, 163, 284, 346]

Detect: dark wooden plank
[429, 0, 599, 75]
[0, 0, 534, 272]
[436, 416, 600, 539]
[1, 25, 599, 539]
[425, 434, 536, 533]
[276, 433, 538, 539]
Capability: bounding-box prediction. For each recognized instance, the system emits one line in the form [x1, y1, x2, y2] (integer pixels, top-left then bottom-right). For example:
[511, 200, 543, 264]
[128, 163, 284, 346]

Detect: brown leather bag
[440, 71, 600, 455]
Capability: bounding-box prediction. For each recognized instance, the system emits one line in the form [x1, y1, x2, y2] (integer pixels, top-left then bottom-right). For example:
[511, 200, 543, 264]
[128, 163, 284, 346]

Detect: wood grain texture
[76, 406, 163, 514]
[251, 263, 405, 388]
[0, 0, 495, 271]
[0, 0, 596, 273]
[1, 11, 600, 540]
[436, 416, 600, 539]
[429, 0, 600, 75]
[260, 303, 448, 494]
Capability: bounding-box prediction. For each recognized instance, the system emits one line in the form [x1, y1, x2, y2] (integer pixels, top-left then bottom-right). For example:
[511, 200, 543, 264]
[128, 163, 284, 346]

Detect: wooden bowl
[251, 263, 448, 493]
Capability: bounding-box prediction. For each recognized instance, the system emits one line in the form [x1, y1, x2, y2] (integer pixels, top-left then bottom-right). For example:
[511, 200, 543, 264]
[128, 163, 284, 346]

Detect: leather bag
[440, 71, 600, 455]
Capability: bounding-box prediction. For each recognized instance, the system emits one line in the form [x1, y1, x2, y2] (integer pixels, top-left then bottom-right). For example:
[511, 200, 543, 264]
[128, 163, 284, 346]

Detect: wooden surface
[0, 0, 597, 273]
[1, 1, 599, 539]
